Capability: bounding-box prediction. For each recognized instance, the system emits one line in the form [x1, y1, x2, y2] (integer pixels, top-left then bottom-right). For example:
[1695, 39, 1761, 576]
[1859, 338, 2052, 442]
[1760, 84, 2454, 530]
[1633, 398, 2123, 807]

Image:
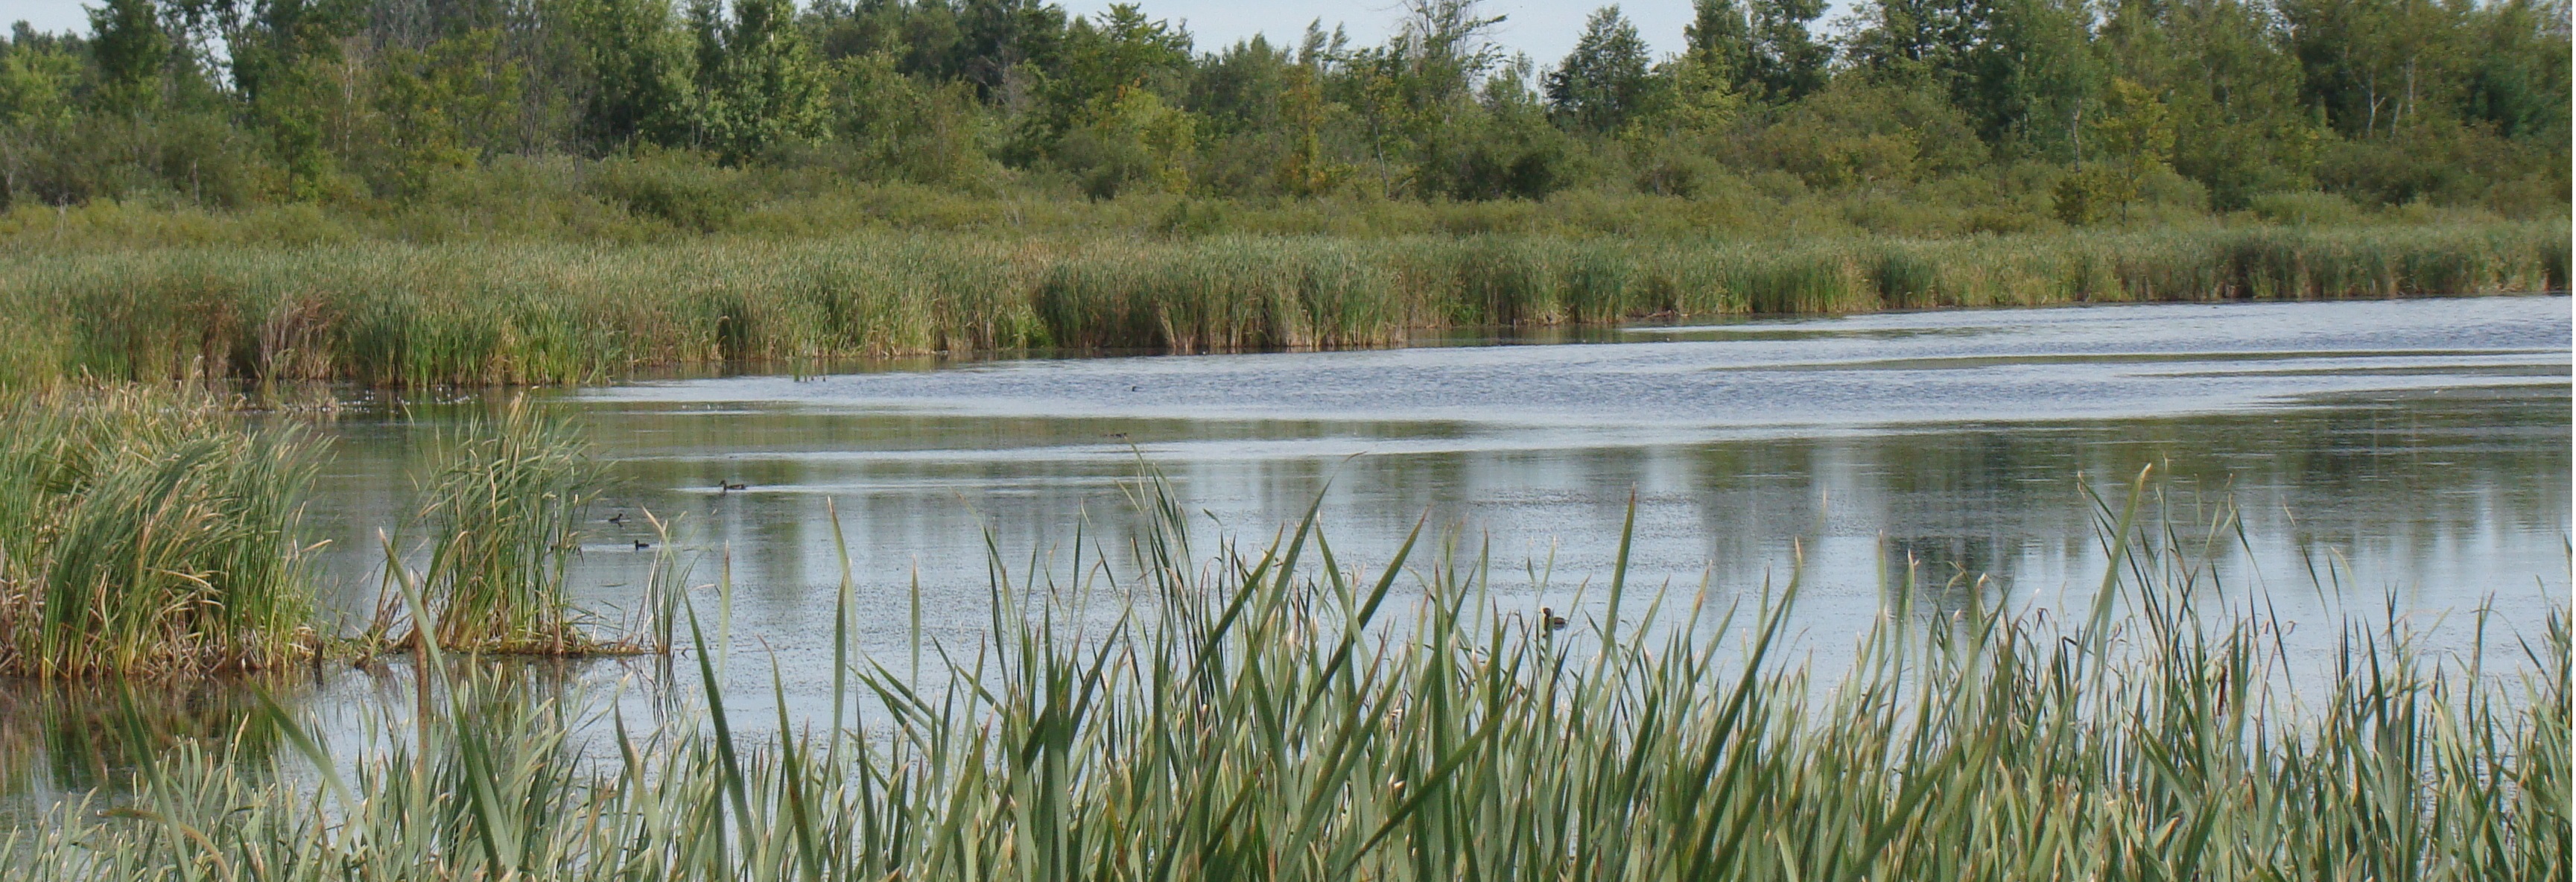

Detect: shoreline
[0, 220, 2563, 390]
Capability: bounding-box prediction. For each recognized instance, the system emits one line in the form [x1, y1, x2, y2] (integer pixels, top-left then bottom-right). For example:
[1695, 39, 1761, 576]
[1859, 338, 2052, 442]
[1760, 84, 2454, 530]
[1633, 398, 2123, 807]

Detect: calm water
[6, 295, 2570, 804]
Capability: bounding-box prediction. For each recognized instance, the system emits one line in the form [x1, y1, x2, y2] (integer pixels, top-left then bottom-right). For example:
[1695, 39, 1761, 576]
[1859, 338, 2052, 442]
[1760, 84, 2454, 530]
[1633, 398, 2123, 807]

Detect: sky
[0, 1, 1732, 69]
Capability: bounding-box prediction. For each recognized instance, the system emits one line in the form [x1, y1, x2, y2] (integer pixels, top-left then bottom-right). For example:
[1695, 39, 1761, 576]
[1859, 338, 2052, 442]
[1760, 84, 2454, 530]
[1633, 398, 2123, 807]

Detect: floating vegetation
[1, 475, 2560, 880]
[0, 221, 2560, 387]
[0, 387, 320, 678]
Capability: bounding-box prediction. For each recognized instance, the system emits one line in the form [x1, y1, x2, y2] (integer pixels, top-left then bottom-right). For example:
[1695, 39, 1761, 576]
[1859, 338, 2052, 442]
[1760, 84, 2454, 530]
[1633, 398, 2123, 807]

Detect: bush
[586, 152, 748, 232]
[2245, 191, 2365, 226]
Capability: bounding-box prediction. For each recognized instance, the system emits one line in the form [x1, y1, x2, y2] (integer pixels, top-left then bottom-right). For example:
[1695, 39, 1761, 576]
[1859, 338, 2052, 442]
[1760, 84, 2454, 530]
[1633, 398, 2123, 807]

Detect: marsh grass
[0, 387, 320, 678]
[0, 220, 2560, 387]
[367, 400, 626, 655]
[3, 469, 2562, 881]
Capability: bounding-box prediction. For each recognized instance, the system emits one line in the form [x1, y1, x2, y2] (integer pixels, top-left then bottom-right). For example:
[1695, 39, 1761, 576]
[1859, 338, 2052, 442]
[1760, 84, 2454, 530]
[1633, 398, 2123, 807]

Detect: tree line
[0, 0, 2564, 224]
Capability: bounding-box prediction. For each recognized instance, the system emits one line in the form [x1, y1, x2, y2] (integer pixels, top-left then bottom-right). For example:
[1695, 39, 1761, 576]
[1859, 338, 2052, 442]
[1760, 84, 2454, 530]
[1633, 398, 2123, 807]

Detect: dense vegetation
[1, 471, 2567, 880]
[0, 221, 2560, 388]
[0, 387, 629, 677]
[0, 387, 318, 678]
[0, 0, 2563, 238]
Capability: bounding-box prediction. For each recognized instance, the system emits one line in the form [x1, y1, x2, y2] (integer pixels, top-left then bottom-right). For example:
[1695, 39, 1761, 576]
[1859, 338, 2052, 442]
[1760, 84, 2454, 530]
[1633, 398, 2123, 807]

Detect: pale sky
[0, 0, 1727, 69]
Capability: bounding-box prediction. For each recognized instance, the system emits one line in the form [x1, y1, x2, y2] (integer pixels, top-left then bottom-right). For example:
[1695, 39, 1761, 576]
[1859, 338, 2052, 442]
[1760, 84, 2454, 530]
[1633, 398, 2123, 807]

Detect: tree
[825, 49, 994, 185]
[579, 0, 691, 151]
[2460, 0, 2572, 145]
[226, 0, 363, 196]
[693, 0, 828, 162]
[1744, 0, 1830, 101]
[2054, 77, 2174, 223]
[1426, 52, 1570, 200]
[949, 0, 1066, 98]
[373, 28, 522, 195]
[1845, 0, 2096, 153]
[2278, 0, 2464, 139]
[2101, 0, 2316, 206]
[0, 34, 83, 206]
[1545, 5, 1652, 133]
[88, 0, 170, 113]
[1686, 0, 1755, 88]
[1034, 4, 1192, 175]
[1055, 84, 1196, 198]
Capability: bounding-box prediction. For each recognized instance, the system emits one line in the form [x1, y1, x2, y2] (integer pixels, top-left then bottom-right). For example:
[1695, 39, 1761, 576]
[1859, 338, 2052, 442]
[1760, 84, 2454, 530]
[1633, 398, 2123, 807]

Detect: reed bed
[0, 387, 321, 678]
[1, 473, 2560, 881]
[0, 384, 636, 675]
[0, 220, 2561, 387]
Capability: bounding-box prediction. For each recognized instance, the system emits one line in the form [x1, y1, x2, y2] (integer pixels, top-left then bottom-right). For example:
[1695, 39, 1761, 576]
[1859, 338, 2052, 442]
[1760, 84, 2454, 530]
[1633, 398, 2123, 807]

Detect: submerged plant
[0, 386, 320, 679]
[4, 472, 2562, 880]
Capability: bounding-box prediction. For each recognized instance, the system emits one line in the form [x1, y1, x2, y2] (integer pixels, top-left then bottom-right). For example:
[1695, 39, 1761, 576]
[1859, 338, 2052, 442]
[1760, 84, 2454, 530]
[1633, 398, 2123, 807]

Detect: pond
[6, 294, 2569, 806]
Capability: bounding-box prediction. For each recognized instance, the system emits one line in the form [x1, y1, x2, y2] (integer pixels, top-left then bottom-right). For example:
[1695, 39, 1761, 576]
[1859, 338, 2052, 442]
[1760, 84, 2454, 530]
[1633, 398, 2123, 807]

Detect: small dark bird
[634, 540, 653, 551]
[719, 481, 748, 492]
[1540, 606, 1568, 631]
[1130, 385, 1141, 392]
[606, 512, 627, 525]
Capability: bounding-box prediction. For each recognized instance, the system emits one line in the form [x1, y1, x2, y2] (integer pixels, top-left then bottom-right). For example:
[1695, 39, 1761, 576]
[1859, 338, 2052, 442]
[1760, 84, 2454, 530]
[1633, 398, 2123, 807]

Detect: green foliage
[1544, 6, 1655, 133]
[825, 51, 994, 185]
[372, 29, 524, 197]
[390, 400, 613, 653]
[588, 150, 747, 230]
[1423, 60, 1573, 201]
[0, 220, 2557, 387]
[2243, 190, 2363, 225]
[1743, 0, 1830, 101]
[0, 0, 2551, 225]
[0, 386, 320, 678]
[1685, 0, 1756, 88]
[691, 0, 830, 162]
[85, 0, 168, 114]
[576, 0, 695, 150]
[1056, 85, 1196, 199]
[2055, 78, 2176, 224]
[1739, 75, 1987, 188]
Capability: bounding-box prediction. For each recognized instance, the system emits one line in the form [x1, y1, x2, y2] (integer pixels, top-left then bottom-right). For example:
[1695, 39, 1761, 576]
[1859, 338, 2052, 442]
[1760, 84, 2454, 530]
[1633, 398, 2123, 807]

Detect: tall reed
[3, 473, 2560, 880]
[0, 387, 320, 678]
[0, 220, 2560, 388]
[375, 399, 615, 654]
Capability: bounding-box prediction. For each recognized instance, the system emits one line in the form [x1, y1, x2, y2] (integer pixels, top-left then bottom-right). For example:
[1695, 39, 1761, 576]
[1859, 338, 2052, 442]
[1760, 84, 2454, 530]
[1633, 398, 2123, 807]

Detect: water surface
[7, 295, 2569, 805]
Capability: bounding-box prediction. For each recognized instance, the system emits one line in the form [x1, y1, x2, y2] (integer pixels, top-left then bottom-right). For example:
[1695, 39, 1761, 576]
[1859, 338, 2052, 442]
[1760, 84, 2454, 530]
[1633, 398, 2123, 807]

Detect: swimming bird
[1540, 607, 1568, 631]
[634, 540, 653, 551]
[719, 481, 748, 492]
[606, 512, 627, 525]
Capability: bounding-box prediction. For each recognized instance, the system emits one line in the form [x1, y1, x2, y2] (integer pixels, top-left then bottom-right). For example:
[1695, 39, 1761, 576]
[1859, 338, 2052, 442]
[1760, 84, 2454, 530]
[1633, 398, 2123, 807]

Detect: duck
[1540, 606, 1568, 631]
[718, 481, 748, 493]
[634, 540, 653, 551]
[606, 512, 628, 525]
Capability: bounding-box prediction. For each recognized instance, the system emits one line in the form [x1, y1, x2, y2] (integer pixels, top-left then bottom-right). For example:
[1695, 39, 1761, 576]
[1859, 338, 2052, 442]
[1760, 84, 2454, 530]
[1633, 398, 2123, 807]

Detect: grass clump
[4, 474, 2563, 880]
[0, 387, 320, 679]
[369, 400, 619, 655]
